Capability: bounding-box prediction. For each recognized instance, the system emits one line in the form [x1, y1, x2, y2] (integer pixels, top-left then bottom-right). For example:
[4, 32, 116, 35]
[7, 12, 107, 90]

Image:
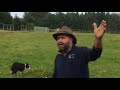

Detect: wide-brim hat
[53, 26, 77, 45]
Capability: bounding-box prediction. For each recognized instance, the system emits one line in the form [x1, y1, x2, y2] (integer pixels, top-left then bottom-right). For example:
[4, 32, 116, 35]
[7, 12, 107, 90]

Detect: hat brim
[53, 33, 77, 45]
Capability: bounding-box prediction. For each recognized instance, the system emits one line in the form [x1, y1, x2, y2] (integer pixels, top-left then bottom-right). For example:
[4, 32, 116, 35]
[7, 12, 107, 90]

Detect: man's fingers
[101, 20, 107, 28]
[93, 23, 97, 30]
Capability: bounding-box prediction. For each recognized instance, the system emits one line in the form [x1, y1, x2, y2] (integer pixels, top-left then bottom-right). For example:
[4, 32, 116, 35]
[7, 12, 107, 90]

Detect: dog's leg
[10, 71, 12, 74]
[19, 72, 22, 75]
[15, 71, 18, 75]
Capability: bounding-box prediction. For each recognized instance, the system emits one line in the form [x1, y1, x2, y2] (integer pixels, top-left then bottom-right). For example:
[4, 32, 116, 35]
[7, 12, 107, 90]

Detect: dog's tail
[10, 64, 14, 74]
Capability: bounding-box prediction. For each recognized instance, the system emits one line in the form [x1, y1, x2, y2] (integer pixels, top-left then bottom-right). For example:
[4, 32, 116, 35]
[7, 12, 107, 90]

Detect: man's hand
[93, 20, 107, 39]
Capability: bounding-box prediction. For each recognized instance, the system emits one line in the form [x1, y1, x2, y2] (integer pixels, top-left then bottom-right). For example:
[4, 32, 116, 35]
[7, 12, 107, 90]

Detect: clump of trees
[0, 12, 120, 33]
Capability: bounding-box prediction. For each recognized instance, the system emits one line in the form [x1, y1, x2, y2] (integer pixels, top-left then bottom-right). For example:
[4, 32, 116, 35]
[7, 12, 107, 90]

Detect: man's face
[56, 35, 73, 52]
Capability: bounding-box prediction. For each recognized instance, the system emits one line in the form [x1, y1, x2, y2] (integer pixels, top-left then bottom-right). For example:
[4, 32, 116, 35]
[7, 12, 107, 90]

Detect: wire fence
[0, 23, 120, 34]
[0, 23, 34, 31]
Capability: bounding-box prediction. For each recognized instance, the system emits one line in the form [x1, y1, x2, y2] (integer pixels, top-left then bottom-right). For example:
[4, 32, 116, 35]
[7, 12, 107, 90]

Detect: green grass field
[0, 30, 120, 78]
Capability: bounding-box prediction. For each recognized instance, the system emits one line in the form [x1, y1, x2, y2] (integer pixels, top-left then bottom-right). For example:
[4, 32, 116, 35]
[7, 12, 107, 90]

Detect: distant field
[0, 30, 120, 78]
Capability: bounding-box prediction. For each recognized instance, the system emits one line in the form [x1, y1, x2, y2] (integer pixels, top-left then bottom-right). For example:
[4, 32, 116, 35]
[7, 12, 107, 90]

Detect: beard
[57, 42, 71, 53]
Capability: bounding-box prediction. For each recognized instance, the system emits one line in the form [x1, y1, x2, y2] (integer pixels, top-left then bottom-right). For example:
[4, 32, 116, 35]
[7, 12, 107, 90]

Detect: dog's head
[25, 63, 30, 69]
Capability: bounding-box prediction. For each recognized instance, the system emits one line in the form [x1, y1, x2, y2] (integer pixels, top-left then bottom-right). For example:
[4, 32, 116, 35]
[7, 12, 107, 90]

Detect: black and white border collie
[10, 62, 30, 75]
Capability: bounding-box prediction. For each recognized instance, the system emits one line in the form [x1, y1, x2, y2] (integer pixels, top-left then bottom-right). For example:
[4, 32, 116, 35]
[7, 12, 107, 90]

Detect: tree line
[0, 12, 120, 33]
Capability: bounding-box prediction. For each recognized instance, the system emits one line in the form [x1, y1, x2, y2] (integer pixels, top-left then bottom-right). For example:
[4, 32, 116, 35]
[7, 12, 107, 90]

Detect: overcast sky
[10, 12, 120, 18]
[10, 12, 24, 18]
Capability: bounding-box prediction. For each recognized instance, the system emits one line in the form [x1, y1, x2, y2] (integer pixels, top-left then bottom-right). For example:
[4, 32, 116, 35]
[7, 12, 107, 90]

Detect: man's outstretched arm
[90, 20, 107, 61]
[93, 20, 107, 49]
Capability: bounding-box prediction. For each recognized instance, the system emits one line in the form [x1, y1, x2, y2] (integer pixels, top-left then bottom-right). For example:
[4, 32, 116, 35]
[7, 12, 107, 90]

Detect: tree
[0, 12, 13, 24]
[23, 12, 34, 24]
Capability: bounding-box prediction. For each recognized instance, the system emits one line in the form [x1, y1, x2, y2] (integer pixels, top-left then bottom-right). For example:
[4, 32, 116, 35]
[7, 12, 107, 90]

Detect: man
[52, 20, 106, 78]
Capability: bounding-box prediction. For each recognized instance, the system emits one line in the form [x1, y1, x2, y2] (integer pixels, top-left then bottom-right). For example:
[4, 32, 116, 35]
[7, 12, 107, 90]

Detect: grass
[0, 30, 120, 78]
